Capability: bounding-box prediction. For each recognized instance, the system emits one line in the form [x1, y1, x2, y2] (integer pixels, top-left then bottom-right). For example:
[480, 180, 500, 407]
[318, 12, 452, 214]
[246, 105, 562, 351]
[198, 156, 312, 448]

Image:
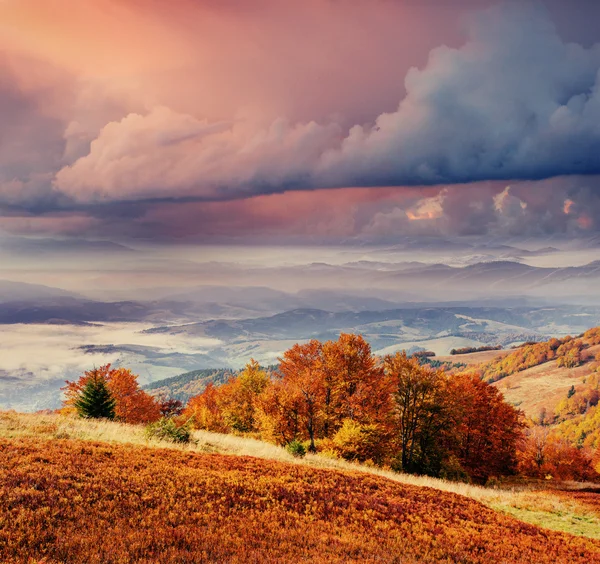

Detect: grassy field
[2, 437, 600, 563]
[1, 411, 599, 543]
[433, 349, 511, 366]
[435, 343, 600, 418]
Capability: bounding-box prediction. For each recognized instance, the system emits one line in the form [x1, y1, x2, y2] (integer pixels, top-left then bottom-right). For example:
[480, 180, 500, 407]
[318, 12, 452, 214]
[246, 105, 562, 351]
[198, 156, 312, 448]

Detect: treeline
[450, 345, 502, 355]
[411, 350, 435, 358]
[62, 331, 600, 483]
[183, 334, 523, 483]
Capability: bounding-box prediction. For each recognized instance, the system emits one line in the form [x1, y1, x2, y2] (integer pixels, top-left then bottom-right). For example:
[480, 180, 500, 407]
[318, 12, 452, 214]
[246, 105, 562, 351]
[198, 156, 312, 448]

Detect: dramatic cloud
[52, 3, 600, 204]
[2, 0, 600, 240]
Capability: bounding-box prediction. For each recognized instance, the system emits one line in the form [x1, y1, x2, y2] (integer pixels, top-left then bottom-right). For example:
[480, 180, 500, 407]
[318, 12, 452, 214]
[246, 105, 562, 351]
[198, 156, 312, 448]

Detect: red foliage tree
[63, 365, 161, 424]
[449, 373, 524, 482]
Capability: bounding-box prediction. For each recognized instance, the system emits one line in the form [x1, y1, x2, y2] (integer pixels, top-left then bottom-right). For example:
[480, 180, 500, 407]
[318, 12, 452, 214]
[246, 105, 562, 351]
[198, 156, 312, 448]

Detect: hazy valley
[2, 236, 600, 411]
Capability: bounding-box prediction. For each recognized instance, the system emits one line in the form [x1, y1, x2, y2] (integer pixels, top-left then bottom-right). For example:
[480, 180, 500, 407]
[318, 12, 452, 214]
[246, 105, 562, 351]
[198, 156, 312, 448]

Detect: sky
[2, 0, 600, 243]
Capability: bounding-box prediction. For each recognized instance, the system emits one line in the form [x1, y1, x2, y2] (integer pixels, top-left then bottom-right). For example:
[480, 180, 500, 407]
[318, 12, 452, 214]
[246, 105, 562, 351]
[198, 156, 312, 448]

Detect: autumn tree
[108, 368, 161, 424]
[322, 333, 391, 429]
[257, 378, 304, 445]
[385, 352, 449, 475]
[219, 359, 270, 433]
[63, 365, 160, 424]
[185, 360, 270, 434]
[184, 382, 227, 432]
[448, 373, 524, 482]
[278, 340, 325, 452]
[265, 334, 390, 453]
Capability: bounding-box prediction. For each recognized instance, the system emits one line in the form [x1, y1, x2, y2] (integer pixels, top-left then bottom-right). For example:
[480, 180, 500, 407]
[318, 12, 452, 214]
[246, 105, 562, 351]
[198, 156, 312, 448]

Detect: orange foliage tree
[184, 382, 227, 432]
[276, 339, 328, 452]
[184, 334, 526, 482]
[63, 365, 161, 424]
[385, 352, 449, 475]
[260, 334, 391, 453]
[184, 359, 270, 434]
[518, 426, 598, 481]
[385, 355, 523, 481]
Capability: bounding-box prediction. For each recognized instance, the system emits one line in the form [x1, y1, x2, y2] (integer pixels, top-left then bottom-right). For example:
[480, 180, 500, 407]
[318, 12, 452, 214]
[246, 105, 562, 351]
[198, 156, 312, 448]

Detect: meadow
[2, 435, 600, 564]
[1, 411, 599, 545]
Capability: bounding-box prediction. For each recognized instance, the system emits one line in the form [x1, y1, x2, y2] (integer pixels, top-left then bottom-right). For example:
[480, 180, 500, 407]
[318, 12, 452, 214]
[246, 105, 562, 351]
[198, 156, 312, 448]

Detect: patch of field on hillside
[434, 349, 511, 366]
[1, 438, 600, 564]
[492, 347, 600, 417]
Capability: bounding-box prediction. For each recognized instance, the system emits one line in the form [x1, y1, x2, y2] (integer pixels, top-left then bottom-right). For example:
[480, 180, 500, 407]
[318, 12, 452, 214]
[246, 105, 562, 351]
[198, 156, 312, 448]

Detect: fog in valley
[2, 233, 600, 411]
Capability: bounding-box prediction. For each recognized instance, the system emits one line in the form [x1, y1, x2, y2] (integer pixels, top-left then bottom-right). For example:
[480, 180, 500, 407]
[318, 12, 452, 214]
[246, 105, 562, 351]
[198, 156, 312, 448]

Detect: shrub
[159, 398, 184, 418]
[331, 419, 387, 464]
[286, 439, 306, 458]
[412, 350, 436, 358]
[145, 417, 193, 444]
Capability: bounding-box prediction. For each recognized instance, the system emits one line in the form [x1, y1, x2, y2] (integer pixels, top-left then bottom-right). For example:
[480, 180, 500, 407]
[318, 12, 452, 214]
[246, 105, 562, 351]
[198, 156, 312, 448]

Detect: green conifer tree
[74, 373, 116, 419]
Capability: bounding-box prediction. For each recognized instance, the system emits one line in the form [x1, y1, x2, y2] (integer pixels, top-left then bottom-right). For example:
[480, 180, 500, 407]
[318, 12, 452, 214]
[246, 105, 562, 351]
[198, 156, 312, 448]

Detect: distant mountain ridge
[0, 280, 83, 303]
[143, 305, 600, 344]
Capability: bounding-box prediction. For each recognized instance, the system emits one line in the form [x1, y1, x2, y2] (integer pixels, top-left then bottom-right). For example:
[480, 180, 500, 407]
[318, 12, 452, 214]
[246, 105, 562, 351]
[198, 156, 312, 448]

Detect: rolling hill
[432, 328, 600, 419]
[0, 280, 82, 303]
[144, 368, 234, 403]
[493, 349, 600, 418]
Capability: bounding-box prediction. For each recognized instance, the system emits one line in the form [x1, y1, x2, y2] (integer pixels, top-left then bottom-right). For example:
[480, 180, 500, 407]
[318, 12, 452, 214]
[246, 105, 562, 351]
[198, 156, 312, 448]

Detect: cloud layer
[52, 3, 600, 204]
[2, 1, 600, 240]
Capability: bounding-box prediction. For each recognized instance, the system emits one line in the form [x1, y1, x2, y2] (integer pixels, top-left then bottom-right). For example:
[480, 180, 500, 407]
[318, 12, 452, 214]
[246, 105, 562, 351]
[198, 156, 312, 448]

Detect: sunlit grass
[1, 410, 599, 540]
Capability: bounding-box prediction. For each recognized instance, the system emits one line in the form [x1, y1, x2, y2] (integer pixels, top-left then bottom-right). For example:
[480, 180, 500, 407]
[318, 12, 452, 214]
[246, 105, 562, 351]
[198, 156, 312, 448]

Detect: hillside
[2, 411, 600, 542]
[493, 351, 600, 418]
[455, 328, 600, 418]
[2, 436, 600, 563]
[434, 346, 599, 419]
[144, 368, 234, 403]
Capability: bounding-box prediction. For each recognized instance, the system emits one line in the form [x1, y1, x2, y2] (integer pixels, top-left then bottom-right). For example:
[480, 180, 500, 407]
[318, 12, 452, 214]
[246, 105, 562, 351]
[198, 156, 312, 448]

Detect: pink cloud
[48, 4, 600, 206]
[2, 1, 600, 242]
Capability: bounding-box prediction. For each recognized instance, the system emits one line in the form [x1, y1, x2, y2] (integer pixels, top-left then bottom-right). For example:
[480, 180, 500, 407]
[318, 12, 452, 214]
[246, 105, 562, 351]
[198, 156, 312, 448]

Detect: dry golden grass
[4, 438, 600, 564]
[492, 350, 600, 417]
[1, 410, 599, 540]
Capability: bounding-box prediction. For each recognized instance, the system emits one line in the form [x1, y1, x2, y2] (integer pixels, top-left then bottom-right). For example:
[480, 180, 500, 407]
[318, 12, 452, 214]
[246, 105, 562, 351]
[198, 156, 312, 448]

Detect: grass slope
[2, 438, 600, 564]
[1, 412, 600, 542]
[433, 331, 600, 418]
[493, 345, 600, 417]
